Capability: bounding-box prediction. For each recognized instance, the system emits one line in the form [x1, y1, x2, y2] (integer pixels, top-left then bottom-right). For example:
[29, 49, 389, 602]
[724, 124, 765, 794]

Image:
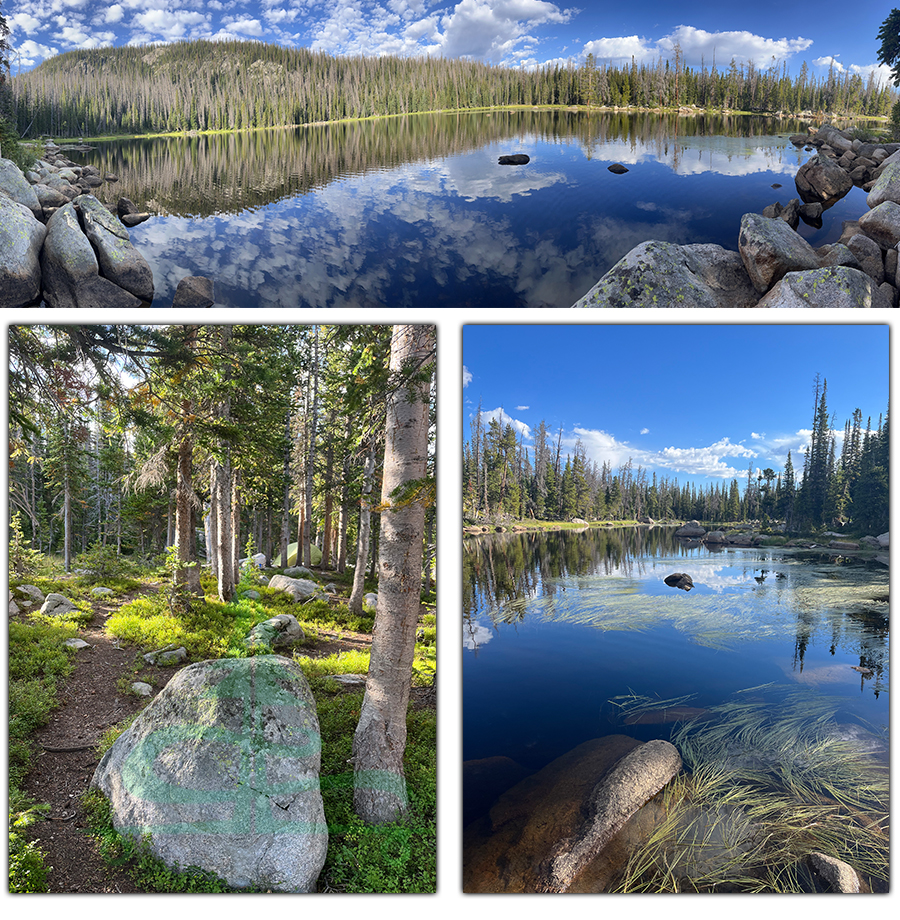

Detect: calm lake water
[463, 526, 889, 865]
[70, 111, 875, 307]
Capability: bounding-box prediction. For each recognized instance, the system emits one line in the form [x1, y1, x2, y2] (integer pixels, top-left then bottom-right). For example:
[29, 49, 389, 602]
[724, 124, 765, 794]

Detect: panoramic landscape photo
[2, 3, 900, 306]
[8, 323, 436, 893]
[462, 324, 889, 892]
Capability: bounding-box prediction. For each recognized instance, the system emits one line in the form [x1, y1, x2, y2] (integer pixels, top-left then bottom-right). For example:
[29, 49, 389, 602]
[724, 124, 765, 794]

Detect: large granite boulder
[0, 195, 46, 308]
[755, 266, 884, 308]
[91, 656, 327, 892]
[738, 213, 819, 293]
[243, 614, 305, 649]
[846, 233, 885, 284]
[40, 593, 79, 617]
[573, 241, 758, 308]
[858, 201, 900, 249]
[794, 154, 853, 203]
[75, 195, 154, 302]
[675, 521, 706, 538]
[463, 736, 681, 893]
[0, 156, 42, 218]
[866, 160, 900, 208]
[40, 202, 142, 308]
[267, 574, 319, 602]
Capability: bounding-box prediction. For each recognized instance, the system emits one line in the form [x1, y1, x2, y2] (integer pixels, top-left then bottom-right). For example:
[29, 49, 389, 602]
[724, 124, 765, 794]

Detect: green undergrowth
[8, 614, 80, 892]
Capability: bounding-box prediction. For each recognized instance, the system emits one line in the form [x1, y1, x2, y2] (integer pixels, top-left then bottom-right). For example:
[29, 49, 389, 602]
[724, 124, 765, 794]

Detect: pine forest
[9, 323, 437, 894]
[463, 377, 889, 536]
[9, 39, 896, 139]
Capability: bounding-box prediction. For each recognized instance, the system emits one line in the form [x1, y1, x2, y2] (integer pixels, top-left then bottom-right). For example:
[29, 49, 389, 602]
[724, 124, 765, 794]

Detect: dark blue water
[463, 528, 889, 773]
[73, 112, 874, 307]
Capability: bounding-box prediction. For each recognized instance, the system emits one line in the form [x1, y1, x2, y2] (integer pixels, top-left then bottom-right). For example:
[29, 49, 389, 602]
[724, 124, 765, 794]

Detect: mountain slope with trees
[8, 38, 896, 139]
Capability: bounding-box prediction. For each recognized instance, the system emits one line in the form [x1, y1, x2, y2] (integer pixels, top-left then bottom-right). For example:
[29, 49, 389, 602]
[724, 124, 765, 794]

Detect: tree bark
[174, 427, 201, 594]
[352, 324, 434, 824]
[348, 437, 376, 615]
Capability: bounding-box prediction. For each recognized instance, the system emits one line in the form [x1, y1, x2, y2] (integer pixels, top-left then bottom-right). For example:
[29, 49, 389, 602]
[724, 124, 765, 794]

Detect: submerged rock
[664, 573, 694, 591]
[463, 735, 682, 893]
[498, 154, 530, 165]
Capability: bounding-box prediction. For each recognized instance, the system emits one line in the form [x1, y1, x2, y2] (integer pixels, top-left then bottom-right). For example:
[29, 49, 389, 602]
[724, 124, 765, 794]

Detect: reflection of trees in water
[465, 531, 890, 688]
[71, 111, 812, 219]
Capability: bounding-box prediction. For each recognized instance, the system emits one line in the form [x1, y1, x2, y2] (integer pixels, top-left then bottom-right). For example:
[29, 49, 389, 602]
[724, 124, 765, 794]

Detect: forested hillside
[464, 378, 888, 534]
[10, 38, 896, 139]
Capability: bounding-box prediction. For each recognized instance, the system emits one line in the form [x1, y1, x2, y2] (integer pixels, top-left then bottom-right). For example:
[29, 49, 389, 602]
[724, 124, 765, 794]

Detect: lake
[462, 526, 889, 891]
[70, 111, 875, 307]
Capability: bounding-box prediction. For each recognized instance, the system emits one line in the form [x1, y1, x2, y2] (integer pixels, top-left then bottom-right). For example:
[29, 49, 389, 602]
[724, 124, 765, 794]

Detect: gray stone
[244, 614, 305, 649]
[795, 153, 853, 203]
[40, 593, 79, 617]
[363, 593, 379, 610]
[858, 200, 900, 249]
[573, 240, 758, 308]
[0, 195, 46, 308]
[91, 586, 114, 596]
[816, 243, 860, 270]
[0, 157, 42, 218]
[91, 656, 327, 893]
[65, 638, 91, 649]
[755, 267, 880, 308]
[846, 233, 884, 284]
[120, 211, 151, 227]
[173, 276, 215, 307]
[705, 531, 728, 544]
[15, 585, 45, 604]
[131, 681, 153, 697]
[814, 125, 853, 153]
[866, 159, 900, 208]
[544, 740, 682, 891]
[779, 197, 800, 229]
[675, 520, 706, 537]
[799, 201, 823, 223]
[40, 202, 142, 309]
[878, 281, 898, 307]
[738, 213, 819, 293]
[143, 645, 188, 665]
[884, 247, 898, 280]
[282, 566, 315, 579]
[33, 182, 71, 213]
[807, 852, 860, 893]
[268, 574, 319, 602]
[75, 195, 154, 302]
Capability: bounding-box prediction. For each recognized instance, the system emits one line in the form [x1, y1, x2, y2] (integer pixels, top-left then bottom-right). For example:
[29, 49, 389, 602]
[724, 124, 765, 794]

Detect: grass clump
[609, 686, 889, 892]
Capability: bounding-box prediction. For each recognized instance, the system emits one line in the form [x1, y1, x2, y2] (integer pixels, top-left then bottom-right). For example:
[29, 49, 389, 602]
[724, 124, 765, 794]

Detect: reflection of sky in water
[129, 131, 870, 307]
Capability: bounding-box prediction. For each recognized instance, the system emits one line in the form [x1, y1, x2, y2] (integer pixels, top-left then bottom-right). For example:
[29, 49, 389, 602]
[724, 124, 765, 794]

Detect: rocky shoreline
[1, 142, 214, 308]
[573, 123, 900, 307]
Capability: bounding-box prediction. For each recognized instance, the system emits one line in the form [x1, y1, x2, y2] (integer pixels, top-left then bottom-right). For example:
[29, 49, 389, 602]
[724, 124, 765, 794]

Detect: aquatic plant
[608, 686, 889, 892]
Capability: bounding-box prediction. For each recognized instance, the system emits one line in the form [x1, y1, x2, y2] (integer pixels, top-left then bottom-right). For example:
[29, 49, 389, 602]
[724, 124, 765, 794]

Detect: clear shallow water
[463, 527, 889, 773]
[71, 111, 873, 307]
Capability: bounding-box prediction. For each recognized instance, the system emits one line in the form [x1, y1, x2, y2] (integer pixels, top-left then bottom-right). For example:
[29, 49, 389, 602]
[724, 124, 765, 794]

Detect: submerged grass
[608, 685, 889, 892]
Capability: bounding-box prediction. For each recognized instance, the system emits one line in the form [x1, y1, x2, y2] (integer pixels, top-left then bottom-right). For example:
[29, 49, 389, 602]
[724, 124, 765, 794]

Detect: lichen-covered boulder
[244, 614, 305, 649]
[573, 241, 758, 308]
[866, 159, 900, 208]
[40, 202, 142, 309]
[738, 213, 819, 293]
[0, 157, 42, 218]
[91, 656, 327, 892]
[75, 195, 154, 302]
[858, 200, 900, 249]
[40, 593, 78, 617]
[755, 266, 883, 308]
[0, 195, 46, 308]
[268, 574, 319, 601]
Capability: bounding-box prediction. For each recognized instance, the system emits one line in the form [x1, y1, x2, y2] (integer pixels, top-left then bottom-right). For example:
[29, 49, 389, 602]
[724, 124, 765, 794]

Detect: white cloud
[481, 406, 532, 440]
[14, 39, 59, 67]
[134, 9, 211, 42]
[640, 428, 649, 435]
[224, 17, 264, 37]
[463, 366, 473, 387]
[8, 12, 42, 33]
[516, 405, 529, 411]
[751, 432, 764, 439]
[585, 25, 812, 71]
[103, 4, 125, 25]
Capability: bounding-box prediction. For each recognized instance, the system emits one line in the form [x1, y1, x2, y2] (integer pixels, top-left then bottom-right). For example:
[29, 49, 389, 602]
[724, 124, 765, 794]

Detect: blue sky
[463, 324, 889, 488]
[3, 0, 895, 85]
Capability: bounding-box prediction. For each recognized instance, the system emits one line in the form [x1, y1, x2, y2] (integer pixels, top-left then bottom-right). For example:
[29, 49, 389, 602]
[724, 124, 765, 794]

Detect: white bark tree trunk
[352, 324, 434, 824]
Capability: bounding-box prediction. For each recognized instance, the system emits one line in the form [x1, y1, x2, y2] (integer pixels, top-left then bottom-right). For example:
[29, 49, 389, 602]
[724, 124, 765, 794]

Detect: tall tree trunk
[174, 428, 201, 594]
[212, 457, 234, 601]
[352, 324, 434, 824]
[348, 438, 376, 615]
[321, 409, 336, 569]
[280, 408, 292, 567]
[303, 326, 319, 569]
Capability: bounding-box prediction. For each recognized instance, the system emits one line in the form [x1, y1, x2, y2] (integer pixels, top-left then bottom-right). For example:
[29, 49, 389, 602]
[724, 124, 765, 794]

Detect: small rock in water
[607, 163, 629, 174]
[498, 153, 530, 165]
[664, 573, 694, 591]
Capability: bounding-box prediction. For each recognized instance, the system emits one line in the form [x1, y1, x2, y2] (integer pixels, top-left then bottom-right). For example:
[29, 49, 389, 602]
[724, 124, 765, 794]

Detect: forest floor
[18, 581, 399, 894]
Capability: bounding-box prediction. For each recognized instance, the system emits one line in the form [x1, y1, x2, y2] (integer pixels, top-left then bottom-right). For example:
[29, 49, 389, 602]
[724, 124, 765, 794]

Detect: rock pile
[573, 123, 900, 307]
[1, 146, 154, 308]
